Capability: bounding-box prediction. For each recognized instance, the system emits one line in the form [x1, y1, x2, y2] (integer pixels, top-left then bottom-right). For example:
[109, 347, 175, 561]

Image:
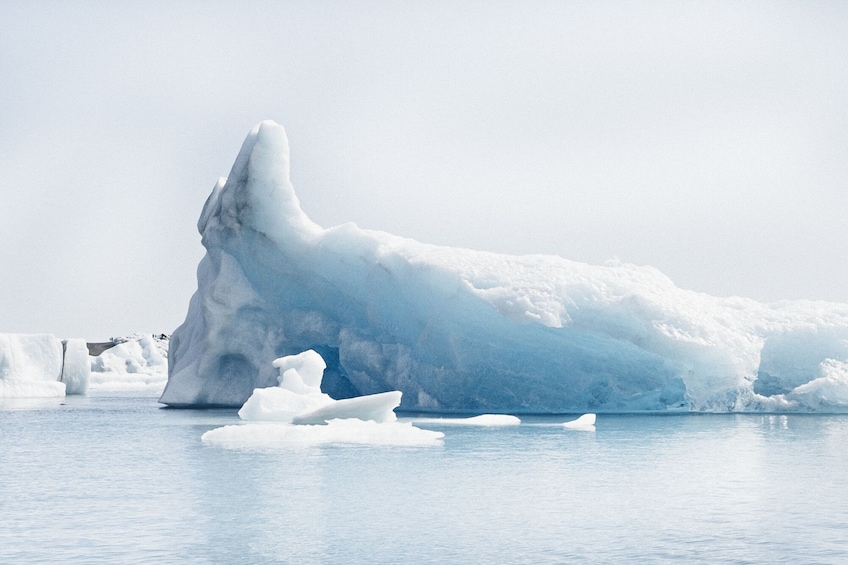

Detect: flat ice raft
[162, 120, 848, 412]
[201, 350, 444, 448]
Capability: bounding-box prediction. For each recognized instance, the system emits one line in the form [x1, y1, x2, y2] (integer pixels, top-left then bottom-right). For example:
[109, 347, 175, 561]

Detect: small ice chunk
[562, 413, 596, 431]
[240, 350, 405, 424]
[272, 349, 326, 393]
[239, 349, 334, 421]
[461, 414, 521, 426]
[412, 414, 521, 426]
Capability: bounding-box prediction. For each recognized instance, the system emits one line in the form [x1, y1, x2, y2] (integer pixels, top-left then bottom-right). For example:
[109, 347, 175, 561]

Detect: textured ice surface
[162, 120, 848, 412]
[0, 334, 66, 398]
[88, 334, 168, 393]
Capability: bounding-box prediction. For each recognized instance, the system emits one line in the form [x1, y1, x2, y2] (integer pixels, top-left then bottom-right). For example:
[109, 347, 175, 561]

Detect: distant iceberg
[0, 334, 89, 398]
[1, 333, 169, 399]
[161, 120, 848, 412]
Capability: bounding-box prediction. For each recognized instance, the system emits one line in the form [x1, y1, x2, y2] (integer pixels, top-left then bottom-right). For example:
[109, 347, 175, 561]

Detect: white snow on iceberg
[162, 120, 848, 413]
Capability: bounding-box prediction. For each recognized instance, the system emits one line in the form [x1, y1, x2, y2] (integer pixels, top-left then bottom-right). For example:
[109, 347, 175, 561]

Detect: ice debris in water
[163, 120, 848, 413]
[201, 418, 443, 449]
[412, 414, 522, 426]
[201, 351, 444, 448]
[562, 413, 596, 431]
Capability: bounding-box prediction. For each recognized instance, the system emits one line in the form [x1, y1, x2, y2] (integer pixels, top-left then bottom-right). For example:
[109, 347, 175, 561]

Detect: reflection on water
[1, 398, 847, 564]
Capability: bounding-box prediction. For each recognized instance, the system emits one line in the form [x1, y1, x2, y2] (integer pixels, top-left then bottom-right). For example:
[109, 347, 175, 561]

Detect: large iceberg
[161, 120, 848, 412]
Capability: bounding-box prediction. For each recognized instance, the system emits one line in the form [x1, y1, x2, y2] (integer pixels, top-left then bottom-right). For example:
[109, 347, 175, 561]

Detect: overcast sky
[2, 1, 847, 340]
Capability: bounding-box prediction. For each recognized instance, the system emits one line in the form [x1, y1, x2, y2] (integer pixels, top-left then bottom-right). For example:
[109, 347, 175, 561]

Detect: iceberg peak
[201, 120, 320, 243]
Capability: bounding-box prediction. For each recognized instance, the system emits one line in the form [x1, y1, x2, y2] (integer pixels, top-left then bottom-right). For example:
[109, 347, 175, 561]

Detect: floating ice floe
[201, 418, 444, 448]
[202, 350, 443, 448]
[412, 414, 522, 426]
[562, 413, 596, 431]
[1, 332, 171, 399]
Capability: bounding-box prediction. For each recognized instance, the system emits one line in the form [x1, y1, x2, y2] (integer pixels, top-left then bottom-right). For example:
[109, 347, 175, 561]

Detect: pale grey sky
[2, 1, 847, 340]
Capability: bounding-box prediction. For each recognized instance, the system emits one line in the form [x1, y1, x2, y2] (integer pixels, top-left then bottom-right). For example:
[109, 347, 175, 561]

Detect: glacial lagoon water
[2, 395, 847, 564]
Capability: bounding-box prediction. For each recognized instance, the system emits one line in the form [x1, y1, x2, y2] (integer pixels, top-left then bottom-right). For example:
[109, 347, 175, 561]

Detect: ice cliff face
[160, 120, 848, 412]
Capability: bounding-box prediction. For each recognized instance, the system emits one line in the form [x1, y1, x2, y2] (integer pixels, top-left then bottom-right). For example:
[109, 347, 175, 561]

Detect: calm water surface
[1, 396, 847, 564]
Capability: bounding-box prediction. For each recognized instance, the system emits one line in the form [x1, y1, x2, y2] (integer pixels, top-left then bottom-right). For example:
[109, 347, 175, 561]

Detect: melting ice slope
[162, 120, 848, 412]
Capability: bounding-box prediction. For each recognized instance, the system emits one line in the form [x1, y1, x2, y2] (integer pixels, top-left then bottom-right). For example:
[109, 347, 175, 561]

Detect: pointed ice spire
[209, 120, 321, 242]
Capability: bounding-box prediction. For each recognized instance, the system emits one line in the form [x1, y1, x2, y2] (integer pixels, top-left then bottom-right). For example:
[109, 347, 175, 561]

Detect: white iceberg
[0, 334, 89, 398]
[162, 120, 848, 412]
